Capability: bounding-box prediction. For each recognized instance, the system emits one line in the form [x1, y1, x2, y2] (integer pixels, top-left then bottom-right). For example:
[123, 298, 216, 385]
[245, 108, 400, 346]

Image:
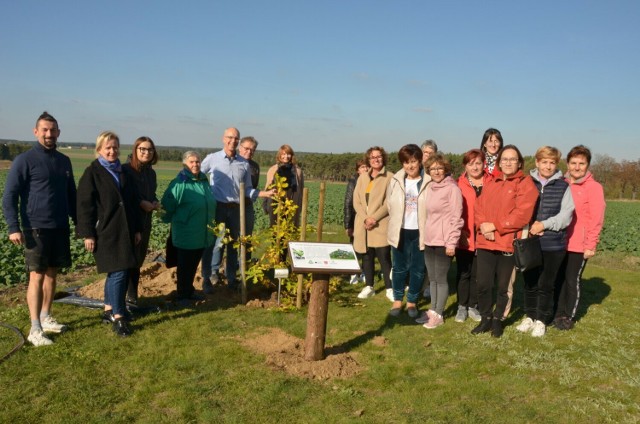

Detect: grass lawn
[0, 258, 638, 423]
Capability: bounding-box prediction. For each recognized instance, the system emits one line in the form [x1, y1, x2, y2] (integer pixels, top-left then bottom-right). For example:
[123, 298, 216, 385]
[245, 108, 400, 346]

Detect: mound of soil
[239, 327, 362, 380]
[76, 260, 279, 308]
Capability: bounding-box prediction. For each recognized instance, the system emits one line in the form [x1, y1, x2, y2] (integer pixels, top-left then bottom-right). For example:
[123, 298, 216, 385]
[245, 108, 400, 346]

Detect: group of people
[3, 112, 307, 345]
[3, 112, 604, 346]
[343, 128, 605, 338]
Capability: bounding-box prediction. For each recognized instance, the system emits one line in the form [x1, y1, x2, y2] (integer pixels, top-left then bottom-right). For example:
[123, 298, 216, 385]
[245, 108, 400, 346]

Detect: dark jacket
[2, 143, 77, 233]
[122, 162, 158, 266]
[530, 170, 573, 252]
[343, 176, 357, 230]
[76, 159, 142, 273]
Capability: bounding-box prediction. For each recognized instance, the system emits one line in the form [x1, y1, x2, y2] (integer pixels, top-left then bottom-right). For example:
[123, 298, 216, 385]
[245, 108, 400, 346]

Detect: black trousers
[176, 247, 204, 298]
[476, 249, 515, 319]
[455, 249, 478, 308]
[555, 252, 587, 320]
[522, 250, 566, 324]
[362, 246, 392, 289]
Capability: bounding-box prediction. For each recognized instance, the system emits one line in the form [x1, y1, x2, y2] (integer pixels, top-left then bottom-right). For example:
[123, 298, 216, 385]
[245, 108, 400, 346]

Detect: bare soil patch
[239, 327, 363, 380]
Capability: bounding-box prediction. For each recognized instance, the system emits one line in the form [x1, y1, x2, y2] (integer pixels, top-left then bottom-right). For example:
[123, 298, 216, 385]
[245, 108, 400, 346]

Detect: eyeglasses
[370, 156, 383, 161]
[500, 158, 519, 163]
[137, 147, 155, 153]
[240, 145, 256, 153]
[429, 167, 445, 173]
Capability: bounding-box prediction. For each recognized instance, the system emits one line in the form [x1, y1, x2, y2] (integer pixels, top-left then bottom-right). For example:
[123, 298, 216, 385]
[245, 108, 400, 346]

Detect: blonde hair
[535, 146, 561, 162]
[95, 131, 120, 158]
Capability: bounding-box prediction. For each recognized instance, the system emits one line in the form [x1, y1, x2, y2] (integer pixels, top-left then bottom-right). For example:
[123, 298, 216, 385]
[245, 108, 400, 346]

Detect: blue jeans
[391, 229, 424, 303]
[104, 269, 129, 316]
[201, 205, 241, 284]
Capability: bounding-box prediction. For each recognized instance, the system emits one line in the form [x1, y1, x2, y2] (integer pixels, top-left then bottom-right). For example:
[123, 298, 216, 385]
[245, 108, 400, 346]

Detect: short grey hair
[421, 139, 438, 152]
[182, 150, 200, 163]
[240, 136, 258, 148]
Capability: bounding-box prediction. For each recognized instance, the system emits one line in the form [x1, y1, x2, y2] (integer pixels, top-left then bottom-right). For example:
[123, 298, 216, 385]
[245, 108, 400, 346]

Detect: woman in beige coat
[353, 147, 394, 300]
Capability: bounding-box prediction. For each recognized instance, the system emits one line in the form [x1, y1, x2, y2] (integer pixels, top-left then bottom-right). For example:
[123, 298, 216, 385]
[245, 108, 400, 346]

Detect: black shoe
[491, 317, 504, 338]
[102, 310, 115, 324]
[126, 295, 138, 306]
[102, 310, 133, 324]
[112, 318, 132, 337]
[471, 317, 492, 335]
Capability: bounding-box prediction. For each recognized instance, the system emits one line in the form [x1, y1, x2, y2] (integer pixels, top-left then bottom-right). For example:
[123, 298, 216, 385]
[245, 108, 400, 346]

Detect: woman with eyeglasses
[480, 128, 504, 178]
[417, 153, 463, 329]
[472, 145, 538, 338]
[353, 147, 394, 300]
[122, 137, 160, 306]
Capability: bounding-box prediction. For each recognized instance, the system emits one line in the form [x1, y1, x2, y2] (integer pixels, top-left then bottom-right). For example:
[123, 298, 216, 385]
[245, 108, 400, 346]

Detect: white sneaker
[41, 316, 68, 333]
[28, 330, 53, 347]
[516, 317, 534, 333]
[349, 274, 360, 284]
[385, 288, 394, 302]
[423, 287, 431, 299]
[357, 286, 375, 299]
[531, 320, 546, 337]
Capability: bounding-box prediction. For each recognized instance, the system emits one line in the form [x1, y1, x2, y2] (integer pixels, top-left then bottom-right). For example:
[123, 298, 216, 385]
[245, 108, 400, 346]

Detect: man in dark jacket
[2, 111, 77, 347]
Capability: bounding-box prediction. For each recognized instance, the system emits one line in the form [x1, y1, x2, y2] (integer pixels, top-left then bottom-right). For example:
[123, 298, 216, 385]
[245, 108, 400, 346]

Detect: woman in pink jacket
[472, 145, 539, 338]
[554, 145, 605, 330]
[419, 153, 464, 329]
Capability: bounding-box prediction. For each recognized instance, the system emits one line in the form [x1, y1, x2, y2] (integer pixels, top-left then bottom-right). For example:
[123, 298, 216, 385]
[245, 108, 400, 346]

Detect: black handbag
[513, 234, 542, 272]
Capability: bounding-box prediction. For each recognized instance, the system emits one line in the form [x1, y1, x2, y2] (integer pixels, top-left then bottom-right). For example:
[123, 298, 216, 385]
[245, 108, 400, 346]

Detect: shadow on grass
[575, 276, 610, 322]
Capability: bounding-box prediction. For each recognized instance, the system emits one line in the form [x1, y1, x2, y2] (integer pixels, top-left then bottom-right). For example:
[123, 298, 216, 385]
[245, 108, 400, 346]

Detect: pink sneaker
[423, 312, 444, 329]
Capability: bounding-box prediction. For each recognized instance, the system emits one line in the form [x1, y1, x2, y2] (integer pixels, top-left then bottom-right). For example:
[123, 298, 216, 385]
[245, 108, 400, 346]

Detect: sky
[1, 0, 639, 160]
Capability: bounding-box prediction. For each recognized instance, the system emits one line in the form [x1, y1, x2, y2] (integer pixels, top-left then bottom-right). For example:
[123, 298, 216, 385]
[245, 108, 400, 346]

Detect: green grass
[0, 262, 638, 423]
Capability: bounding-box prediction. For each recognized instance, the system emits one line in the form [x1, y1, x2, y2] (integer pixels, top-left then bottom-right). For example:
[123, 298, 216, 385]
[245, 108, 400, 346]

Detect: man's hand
[8, 232, 24, 246]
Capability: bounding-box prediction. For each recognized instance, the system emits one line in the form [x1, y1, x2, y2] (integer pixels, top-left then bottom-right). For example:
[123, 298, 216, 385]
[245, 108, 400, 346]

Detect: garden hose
[0, 321, 25, 363]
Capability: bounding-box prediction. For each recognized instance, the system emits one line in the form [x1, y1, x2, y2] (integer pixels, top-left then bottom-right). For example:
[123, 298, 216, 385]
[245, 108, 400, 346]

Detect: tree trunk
[304, 274, 330, 361]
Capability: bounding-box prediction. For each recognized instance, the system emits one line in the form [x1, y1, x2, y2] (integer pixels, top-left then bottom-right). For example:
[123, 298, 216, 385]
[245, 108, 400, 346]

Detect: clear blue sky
[2, 0, 639, 160]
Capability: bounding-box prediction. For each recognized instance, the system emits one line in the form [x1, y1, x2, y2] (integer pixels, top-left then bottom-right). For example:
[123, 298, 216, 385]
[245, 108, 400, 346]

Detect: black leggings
[522, 250, 565, 324]
[555, 252, 587, 320]
[362, 246, 392, 289]
[176, 247, 204, 298]
[476, 249, 515, 319]
[455, 249, 478, 308]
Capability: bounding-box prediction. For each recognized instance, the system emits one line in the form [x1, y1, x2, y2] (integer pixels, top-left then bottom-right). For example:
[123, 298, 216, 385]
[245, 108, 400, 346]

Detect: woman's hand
[364, 217, 377, 230]
[134, 232, 142, 245]
[584, 249, 596, 259]
[84, 237, 95, 252]
[445, 247, 456, 257]
[530, 221, 545, 236]
[479, 222, 496, 240]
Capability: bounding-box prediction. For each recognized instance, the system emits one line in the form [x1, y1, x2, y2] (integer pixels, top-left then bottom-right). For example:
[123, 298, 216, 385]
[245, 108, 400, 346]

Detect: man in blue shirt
[200, 128, 273, 291]
[2, 111, 77, 346]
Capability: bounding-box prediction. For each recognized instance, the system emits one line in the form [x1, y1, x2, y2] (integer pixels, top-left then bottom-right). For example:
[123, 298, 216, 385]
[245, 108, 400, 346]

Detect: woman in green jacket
[162, 151, 216, 301]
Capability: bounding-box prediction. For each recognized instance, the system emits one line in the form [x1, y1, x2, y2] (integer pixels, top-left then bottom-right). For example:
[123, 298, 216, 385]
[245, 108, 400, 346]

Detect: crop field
[1, 150, 638, 286]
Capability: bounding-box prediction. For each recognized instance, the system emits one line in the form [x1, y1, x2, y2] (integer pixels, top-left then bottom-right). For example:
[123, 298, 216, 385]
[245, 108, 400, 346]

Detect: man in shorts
[2, 111, 77, 346]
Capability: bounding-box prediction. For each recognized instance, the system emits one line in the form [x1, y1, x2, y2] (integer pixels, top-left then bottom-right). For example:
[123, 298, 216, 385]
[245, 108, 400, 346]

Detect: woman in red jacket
[553, 145, 605, 330]
[454, 149, 493, 323]
[471, 145, 539, 338]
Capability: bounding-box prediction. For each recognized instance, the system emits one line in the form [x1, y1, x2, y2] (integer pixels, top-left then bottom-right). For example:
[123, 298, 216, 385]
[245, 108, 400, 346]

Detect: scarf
[98, 156, 122, 187]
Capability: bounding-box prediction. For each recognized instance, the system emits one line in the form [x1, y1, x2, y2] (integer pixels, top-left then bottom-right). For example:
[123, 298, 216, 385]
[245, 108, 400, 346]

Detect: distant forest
[2, 139, 638, 200]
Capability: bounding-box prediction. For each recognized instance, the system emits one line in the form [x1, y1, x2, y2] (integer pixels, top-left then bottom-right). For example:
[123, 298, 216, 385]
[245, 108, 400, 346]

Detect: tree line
[2, 141, 638, 200]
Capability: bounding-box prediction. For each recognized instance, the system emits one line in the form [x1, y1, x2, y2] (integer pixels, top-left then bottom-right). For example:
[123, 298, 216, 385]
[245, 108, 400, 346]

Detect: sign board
[288, 242, 362, 274]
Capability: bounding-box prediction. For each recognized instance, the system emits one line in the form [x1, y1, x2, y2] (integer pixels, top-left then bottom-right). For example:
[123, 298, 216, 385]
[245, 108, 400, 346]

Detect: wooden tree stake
[304, 273, 330, 361]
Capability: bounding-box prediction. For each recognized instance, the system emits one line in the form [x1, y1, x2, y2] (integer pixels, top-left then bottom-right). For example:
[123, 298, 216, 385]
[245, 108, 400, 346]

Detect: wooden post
[239, 182, 247, 304]
[316, 181, 326, 242]
[304, 273, 330, 361]
[296, 187, 309, 309]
